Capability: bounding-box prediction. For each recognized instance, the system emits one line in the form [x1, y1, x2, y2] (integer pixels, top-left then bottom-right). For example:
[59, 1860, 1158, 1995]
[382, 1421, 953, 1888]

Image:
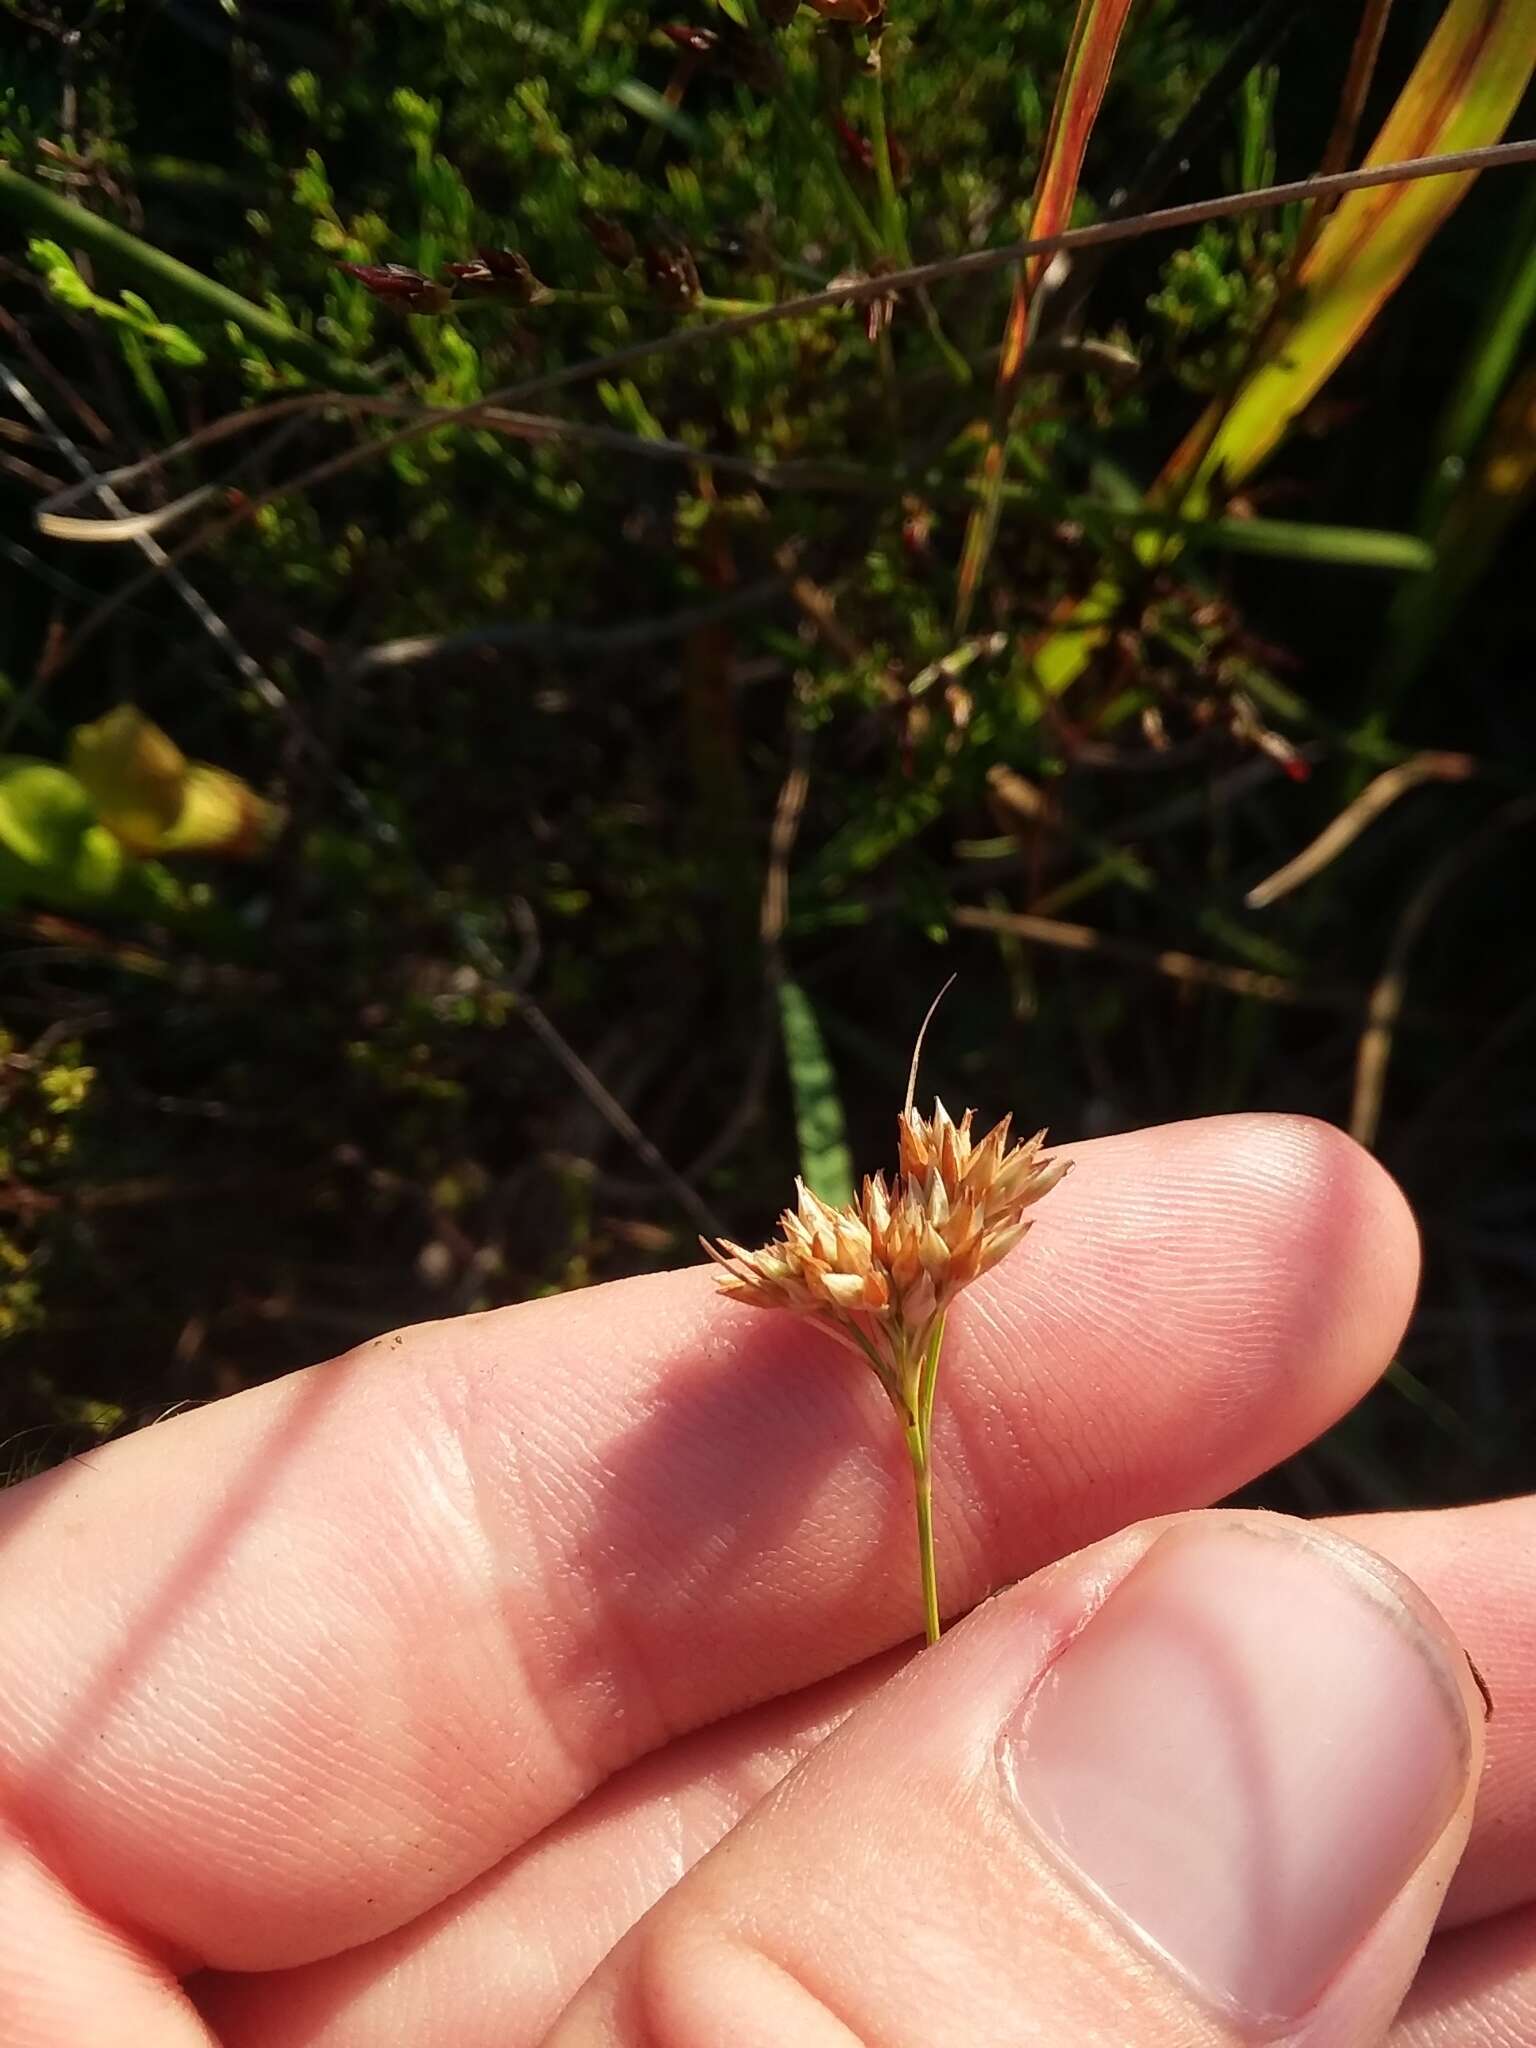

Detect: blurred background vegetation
[1, 0, 1533, 1511]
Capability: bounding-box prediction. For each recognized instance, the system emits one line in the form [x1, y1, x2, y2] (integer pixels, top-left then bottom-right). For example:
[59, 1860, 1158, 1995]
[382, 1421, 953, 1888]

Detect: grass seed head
[704, 1098, 1069, 1414]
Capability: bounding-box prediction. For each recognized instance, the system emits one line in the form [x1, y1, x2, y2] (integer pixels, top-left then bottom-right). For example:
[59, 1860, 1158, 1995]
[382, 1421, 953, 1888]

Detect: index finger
[0, 1115, 1416, 1984]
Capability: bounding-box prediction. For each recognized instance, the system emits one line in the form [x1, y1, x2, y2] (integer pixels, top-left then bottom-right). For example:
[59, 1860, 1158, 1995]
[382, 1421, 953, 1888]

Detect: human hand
[1, 1116, 1531, 2046]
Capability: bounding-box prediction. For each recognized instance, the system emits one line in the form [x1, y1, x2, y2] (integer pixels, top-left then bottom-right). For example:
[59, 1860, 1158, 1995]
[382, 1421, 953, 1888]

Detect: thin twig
[40, 136, 1536, 680]
[1313, 2, 1396, 199]
[1246, 750, 1476, 909]
[760, 744, 812, 960]
[0, 449, 67, 493]
[773, 540, 911, 701]
[511, 994, 723, 1238]
[1272, 0, 1396, 313]
[953, 903, 1362, 1011]
[345, 580, 789, 680]
[33, 402, 886, 542]
[0, 361, 285, 745]
[0, 301, 113, 444]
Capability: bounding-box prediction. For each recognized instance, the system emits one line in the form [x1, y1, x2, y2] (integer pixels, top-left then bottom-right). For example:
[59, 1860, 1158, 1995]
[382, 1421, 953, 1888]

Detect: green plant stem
[918, 1309, 947, 1446]
[864, 43, 909, 263]
[860, 33, 972, 386]
[904, 1311, 948, 1646]
[787, 53, 884, 264]
[0, 165, 376, 392]
[904, 1420, 942, 1646]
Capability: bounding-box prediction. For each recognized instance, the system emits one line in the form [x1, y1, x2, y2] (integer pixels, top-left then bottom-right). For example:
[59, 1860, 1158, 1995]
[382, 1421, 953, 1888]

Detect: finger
[196, 1495, 1536, 2048]
[0, 1836, 211, 2048]
[1338, 1497, 1536, 1928]
[0, 1117, 1416, 1978]
[550, 1512, 1483, 2048]
[1391, 1905, 1536, 2045]
[192, 1654, 899, 2048]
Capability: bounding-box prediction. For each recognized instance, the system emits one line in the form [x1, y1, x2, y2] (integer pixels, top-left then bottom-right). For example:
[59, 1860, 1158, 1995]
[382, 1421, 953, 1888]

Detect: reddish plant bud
[642, 236, 701, 306]
[661, 22, 717, 53]
[444, 248, 553, 305]
[336, 262, 452, 315]
[805, 0, 883, 23]
[664, 23, 782, 89]
[581, 209, 638, 268]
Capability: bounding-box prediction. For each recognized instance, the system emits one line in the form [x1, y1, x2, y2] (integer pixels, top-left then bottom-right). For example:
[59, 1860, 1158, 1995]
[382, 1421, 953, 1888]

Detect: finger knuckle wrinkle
[632, 1910, 868, 2048]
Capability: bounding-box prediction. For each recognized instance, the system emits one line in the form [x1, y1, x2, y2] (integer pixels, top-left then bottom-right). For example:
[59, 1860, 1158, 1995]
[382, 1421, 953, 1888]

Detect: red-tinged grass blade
[1024, 0, 1137, 298]
[954, 0, 1136, 631]
[1163, 0, 1536, 507]
[1027, 0, 1536, 697]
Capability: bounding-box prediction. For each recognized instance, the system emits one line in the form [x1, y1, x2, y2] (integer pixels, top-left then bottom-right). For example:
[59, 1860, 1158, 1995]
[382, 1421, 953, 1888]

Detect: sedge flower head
[704, 1100, 1069, 1417]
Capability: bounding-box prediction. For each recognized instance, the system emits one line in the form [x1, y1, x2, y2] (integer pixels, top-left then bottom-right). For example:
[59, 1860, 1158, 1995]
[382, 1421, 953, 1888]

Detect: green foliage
[1146, 226, 1285, 392]
[778, 979, 855, 1208]
[28, 241, 206, 367]
[0, 761, 130, 910]
[1, 0, 1534, 1514]
[0, 1031, 96, 1343]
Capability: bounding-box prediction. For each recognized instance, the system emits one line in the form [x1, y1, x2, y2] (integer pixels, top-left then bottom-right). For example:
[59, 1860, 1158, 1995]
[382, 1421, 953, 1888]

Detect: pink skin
[0, 1113, 1530, 2044]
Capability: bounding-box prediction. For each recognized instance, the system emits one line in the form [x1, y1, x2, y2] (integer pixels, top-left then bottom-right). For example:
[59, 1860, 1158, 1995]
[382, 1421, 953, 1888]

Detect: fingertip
[1246, 1113, 1421, 1356]
[1039, 1111, 1418, 1389]
[949, 1116, 1420, 1552]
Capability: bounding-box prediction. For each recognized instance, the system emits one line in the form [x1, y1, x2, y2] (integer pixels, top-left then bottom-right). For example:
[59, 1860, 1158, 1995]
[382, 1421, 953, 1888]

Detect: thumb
[549, 1511, 1483, 2048]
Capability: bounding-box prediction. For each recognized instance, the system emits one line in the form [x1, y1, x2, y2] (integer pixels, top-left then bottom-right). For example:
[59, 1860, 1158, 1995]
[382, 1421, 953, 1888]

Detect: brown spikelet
[703, 1099, 1068, 1417]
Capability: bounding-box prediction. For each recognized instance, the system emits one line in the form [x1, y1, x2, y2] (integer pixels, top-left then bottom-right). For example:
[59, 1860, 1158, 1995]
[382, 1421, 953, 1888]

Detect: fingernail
[1004, 1519, 1473, 2027]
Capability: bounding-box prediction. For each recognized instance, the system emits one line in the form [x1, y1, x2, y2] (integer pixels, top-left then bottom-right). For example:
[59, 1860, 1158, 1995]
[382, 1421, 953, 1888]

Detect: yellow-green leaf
[0, 759, 127, 905]
[955, 0, 1137, 630]
[1167, 0, 1536, 507]
[1027, 0, 1536, 695]
[0, 759, 96, 870]
[67, 705, 185, 854]
[68, 704, 282, 857]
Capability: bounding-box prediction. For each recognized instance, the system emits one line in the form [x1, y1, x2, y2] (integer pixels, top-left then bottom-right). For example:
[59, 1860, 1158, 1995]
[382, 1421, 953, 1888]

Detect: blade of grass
[1059, 503, 1437, 570]
[953, 0, 1137, 632]
[1027, 0, 1536, 696]
[1042, 0, 1311, 344]
[777, 978, 855, 1208]
[1378, 361, 1536, 706]
[1373, 176, 1536, 703]
[1286, 0, 1398, 275]
[0, 166, 376, 391]
[611, 78, 705, 147]
[1166, 0, 1536, 508]
[864, 28, 909, 263]
[1418, 173, 1536, 532]
[42, 138, 1536, 685]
